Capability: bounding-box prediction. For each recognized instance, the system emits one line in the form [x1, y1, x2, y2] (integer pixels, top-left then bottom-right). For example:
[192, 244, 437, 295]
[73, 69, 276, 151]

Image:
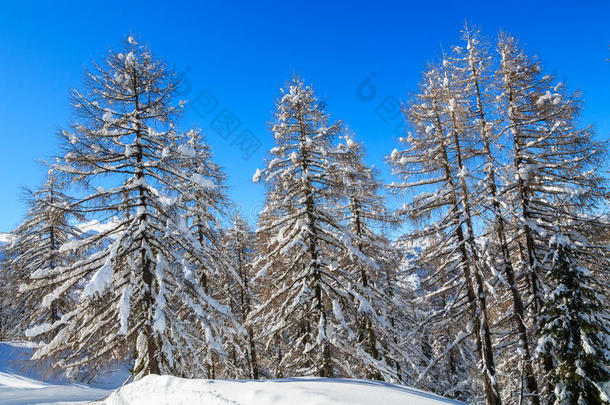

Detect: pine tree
[537, 233, 610, 405]
[27, 36, 241, 380]
[1, 172, 81, 340]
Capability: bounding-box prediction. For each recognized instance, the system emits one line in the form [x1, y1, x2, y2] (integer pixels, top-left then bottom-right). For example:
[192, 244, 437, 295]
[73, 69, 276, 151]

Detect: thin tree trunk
[502, 75, 554, 397]
[297, 106, 332, 378]
[469, 60, 539, 404]
[433, 101, 501, 405]
[133, 70, 160, 376]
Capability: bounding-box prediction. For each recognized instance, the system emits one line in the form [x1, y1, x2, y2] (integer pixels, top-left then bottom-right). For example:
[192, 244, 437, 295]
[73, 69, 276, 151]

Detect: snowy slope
[1, 342, 463, 405]
[0, 342, 124, 405]
[101, 374, 464, 405]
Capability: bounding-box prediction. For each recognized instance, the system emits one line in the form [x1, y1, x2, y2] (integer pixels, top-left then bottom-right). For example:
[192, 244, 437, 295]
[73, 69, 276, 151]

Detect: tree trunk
[469, 61, 539, 404]
[433, 101, 501, 405]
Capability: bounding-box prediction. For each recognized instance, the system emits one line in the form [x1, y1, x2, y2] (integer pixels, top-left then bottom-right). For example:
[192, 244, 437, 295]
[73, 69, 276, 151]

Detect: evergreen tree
[27, 36, 241, 380]
[537, 233, 610, 405]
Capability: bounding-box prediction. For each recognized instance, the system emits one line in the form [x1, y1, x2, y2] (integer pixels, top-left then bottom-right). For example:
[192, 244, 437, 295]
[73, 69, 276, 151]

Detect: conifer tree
[389, 63, 501, 404]
[537, 233, 610, 405]
[450, 26, 540, 403]
[333, 133, 411, 382]
[177, 130, 247, 379]
[496, 34, 608, 397]
[222, 215, 259, 379]
[27, 36, 241, 380]
[2, 172, 80, 339]
[252, 77, 390, 378]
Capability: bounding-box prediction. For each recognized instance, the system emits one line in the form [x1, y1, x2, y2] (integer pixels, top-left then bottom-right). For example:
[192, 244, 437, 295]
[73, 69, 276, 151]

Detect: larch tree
[222, 215, 259, 379]
[251, 77, 387, 378]
[496, 33, 608, 398]
[26, 36, 241, 380]
[177, 130, 246, 379]
[388, 62, 501, 404]
[2, 172, 81, 340]
[450, 26, 540, 403]
[333, 133, 411, 382]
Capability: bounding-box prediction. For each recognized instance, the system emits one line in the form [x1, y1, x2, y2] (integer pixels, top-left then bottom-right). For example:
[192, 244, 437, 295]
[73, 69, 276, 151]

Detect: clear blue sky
[1, 0, 608, 231]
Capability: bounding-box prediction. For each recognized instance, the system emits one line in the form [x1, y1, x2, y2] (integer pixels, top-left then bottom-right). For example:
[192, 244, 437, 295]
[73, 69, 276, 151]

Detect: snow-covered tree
[496, 33, 608, 397]
[537, 233, 610, 405]
[447, 26, 540, 403]
[176, 130, 247, 379]
[221, 215, 259, 379]
[1, 172, 81, 339]
[251, 77, 395, 379]
[400, 239, 477, 402]
[332, 133, 411, 381]
[27, 36, 241, 380]
[388, 62, 501, 404]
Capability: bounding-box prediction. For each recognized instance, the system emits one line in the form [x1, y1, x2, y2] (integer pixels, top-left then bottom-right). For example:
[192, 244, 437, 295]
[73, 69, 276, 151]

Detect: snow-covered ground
[1, 342, 464, 405]
[101, 375, 464, 405]
[0, 342, 125, 405]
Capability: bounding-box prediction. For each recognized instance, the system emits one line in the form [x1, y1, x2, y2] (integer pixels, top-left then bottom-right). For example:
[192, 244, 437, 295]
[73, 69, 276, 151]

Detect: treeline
[0, 27, 608, 405]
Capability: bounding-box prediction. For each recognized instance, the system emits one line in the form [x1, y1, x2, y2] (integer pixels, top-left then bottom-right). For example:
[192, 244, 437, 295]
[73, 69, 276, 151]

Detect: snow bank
[102, 374, 463, 405]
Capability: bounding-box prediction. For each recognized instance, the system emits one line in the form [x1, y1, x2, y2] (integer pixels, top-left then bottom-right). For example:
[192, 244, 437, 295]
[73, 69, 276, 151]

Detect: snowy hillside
[0, 342, 463, 405]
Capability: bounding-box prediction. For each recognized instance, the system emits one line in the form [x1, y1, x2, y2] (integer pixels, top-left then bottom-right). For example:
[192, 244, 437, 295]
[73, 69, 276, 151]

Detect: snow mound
[102, 374, 463, 405]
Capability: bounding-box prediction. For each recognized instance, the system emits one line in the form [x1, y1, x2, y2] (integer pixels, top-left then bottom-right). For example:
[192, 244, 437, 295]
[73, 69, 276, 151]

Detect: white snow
[0, 375, 110, 405]
[252, 168, 262, 183]
[0, 232, 14, 243]
[77, 219, 119, 236]
[81, 258, 113, 297]
[0, 342, 462, 405]
[191, 173, 216, 189]
[102, 374, 463, 405]
[0, 342, 121, 405]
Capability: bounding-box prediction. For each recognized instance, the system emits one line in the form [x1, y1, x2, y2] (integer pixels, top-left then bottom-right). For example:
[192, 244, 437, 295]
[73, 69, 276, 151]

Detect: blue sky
[1, 0, 608, 231]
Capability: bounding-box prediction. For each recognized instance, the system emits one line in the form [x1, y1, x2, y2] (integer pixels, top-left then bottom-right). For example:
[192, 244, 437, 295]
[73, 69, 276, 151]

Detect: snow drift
[102, 374, 464, 405]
